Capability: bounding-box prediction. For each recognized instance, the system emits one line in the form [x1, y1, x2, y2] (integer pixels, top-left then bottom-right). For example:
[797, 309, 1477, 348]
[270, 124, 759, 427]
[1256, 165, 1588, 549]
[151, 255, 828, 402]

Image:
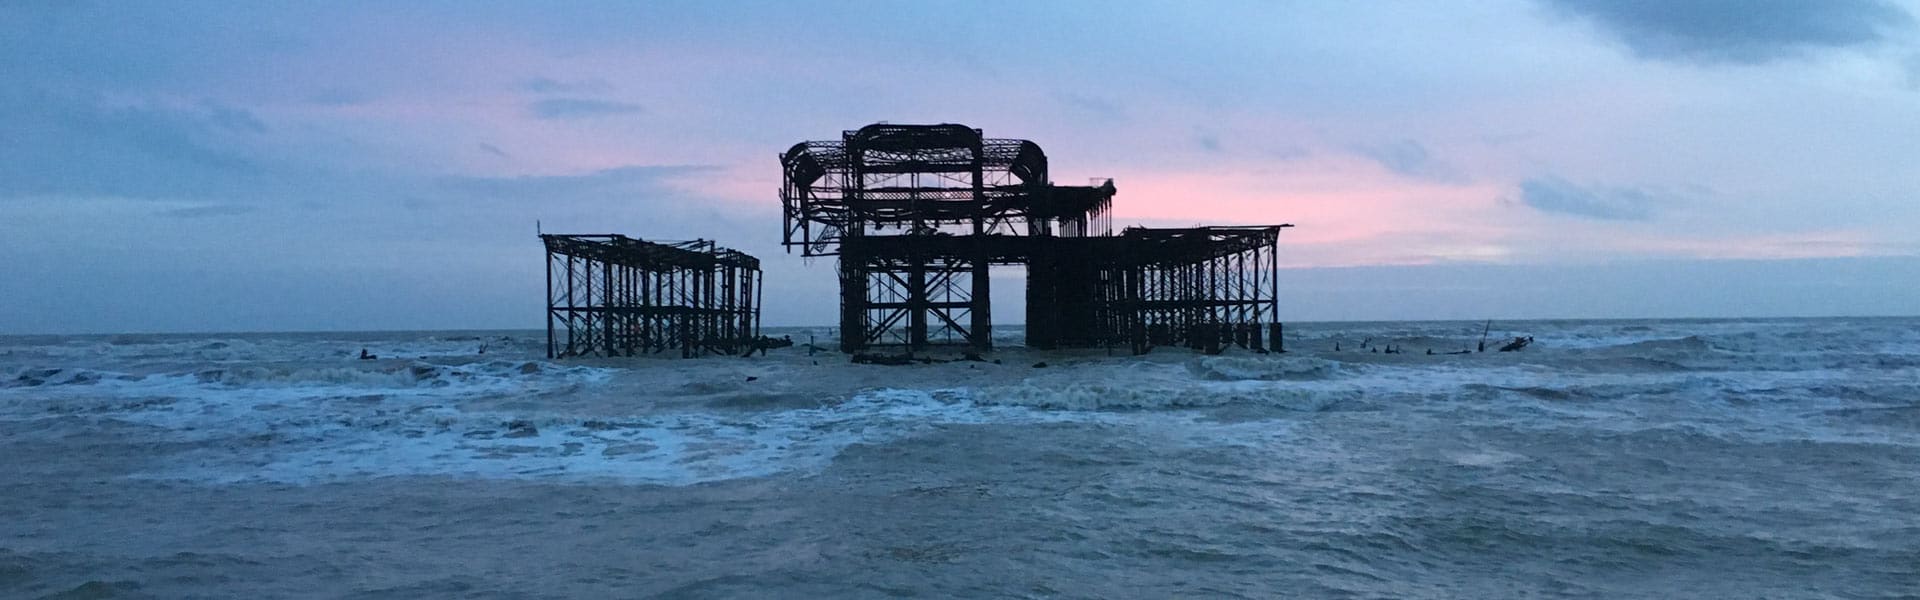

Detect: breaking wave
[1187, 355, 1344, 381]
[6, 359, 603, 392]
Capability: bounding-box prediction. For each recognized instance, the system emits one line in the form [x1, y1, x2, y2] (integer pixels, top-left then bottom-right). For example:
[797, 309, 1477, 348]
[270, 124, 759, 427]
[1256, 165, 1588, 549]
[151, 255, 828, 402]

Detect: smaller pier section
[541, 234, 763, 358]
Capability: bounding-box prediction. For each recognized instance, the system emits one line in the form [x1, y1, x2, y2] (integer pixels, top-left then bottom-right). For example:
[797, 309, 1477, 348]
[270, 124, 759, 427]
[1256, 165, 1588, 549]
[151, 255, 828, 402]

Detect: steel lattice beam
[542, 234, 762, 359]
[782, 123, 1292, 355]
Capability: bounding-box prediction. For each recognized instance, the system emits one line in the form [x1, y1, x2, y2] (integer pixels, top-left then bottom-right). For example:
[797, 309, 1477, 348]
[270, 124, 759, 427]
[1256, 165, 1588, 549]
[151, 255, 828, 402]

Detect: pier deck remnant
[541, 234, 762, 358]
[781, 123, 1291, 354]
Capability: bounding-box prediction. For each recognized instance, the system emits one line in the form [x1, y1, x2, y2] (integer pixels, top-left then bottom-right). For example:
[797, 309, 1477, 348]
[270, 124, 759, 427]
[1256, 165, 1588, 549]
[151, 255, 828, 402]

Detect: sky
[2, 0, 1917, 334]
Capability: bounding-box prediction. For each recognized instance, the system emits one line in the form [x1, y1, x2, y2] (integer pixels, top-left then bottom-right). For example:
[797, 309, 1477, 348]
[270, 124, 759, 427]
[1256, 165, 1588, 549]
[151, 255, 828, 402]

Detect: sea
[2, 317, 1916, 599]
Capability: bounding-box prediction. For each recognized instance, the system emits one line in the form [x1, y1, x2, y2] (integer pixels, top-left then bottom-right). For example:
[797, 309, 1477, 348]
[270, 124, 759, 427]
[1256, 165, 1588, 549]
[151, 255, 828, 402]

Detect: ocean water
[2, 318, 1917, 598]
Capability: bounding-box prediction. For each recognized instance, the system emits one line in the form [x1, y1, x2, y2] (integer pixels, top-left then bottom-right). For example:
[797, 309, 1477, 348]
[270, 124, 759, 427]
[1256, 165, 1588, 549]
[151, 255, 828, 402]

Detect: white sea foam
[1188, 355, 1345, 381]
[4, 318, 1918, 487]
[153, 387, 1118, 486]
[8, 320, 1920, 598]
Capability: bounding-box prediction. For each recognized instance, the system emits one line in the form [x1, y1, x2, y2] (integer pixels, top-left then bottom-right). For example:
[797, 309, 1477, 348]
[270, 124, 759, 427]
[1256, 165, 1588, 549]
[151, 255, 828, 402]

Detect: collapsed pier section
[1028, 226, 1288, 354]
[781, 123, 1292, 355]
[541, 234, 762, 358]
[781, 124, 1116, 353]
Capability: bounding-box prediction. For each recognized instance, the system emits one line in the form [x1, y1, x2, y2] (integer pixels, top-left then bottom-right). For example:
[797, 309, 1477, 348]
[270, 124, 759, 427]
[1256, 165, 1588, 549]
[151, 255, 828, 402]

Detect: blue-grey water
[2, 318, 1917, 598]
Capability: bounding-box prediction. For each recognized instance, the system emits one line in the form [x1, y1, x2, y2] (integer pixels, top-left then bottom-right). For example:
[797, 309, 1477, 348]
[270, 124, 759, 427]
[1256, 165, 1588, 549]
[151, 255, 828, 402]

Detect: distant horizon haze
[6, 255, 1916, 335]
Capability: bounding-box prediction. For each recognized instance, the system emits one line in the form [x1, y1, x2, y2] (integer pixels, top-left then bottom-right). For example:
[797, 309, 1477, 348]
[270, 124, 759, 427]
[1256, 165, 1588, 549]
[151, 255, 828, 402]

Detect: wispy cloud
[1516, 176, 1678, 221]
[1053, 92, 1127, 122]
[202, 100, 267, 133]
[1542, 0, 1915, 65]
[1356, 139, 1465, 183]
[157, 204, 256, 218]
[529, 98, 643, 120]
[438, 165, 714, 200]
[307, 88, 372, 106]
[520, 77, 613, 94]
[0, 91, 272, 199]
[1195, 132, 1222, 153]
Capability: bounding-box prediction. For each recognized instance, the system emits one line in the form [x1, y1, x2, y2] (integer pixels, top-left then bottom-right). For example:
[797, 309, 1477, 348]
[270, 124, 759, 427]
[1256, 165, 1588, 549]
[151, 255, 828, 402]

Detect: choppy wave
[4, 318, 1919, 597]
[0, 331, 538, 365]
[117, 388, 1097, 486]
[6, 359, 599, 391]
[7, 366, 135, 387]
[1187, 355, 1345, 381]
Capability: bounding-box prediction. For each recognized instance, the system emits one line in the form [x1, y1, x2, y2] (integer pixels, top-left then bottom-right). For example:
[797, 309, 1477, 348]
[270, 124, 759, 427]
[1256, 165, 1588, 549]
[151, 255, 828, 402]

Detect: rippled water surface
[3, 318, 1917, 598]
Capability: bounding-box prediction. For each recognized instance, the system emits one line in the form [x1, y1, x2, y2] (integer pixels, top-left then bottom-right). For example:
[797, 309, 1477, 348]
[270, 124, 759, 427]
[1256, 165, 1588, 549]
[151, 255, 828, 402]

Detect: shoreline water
[4, 317, 1917, 597]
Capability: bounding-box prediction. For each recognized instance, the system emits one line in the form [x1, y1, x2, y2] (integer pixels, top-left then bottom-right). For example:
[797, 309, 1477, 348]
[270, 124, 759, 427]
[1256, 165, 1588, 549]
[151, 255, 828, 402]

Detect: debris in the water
[503, 420, 539, 438]
[852, 353, 920, 366]
[1498, 336, 1534, 352]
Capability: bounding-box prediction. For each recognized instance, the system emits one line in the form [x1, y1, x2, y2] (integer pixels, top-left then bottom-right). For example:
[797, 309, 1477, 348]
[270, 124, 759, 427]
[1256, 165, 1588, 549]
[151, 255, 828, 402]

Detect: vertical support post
[685, 264, 699, 358]
[707, 264, 719, 354]
[653, 266, 664, 353]
[544, 245, 556, 359]
[969, 137, 991, 352]
[838, 256, 867, 353]
[564, 254, 576, 357]
[908, 258, 927, 352]
[1270, 236, 1279, 328]
[971, 253, 991, 352]
[602, 259, 615, 358]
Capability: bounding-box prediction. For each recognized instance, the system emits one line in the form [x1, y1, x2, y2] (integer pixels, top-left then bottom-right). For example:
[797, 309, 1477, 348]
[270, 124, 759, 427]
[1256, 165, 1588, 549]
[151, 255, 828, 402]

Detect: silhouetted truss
[541, 234, 761, 358]
[781, 123, 1292, 355]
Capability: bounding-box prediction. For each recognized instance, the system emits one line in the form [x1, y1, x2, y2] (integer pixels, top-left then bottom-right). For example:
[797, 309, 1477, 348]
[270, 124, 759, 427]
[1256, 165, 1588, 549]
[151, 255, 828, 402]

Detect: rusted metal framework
[783, 124, 1113, 352]
[542, 234, 761, 358]
[1028, 226, 1287, 354]
[781, 123, 1289, 355]
[781, 124, 1114, 254]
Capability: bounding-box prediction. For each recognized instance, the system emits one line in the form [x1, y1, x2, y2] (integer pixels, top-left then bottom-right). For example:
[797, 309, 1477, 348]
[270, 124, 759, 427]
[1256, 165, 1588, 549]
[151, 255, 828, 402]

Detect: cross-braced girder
[542, 234, 762, 358]
[837, 242, 989, 352]
[1027, 226, 1289, 354]
[781, 123, 1116, 259]
[783, 123, 1292, 355]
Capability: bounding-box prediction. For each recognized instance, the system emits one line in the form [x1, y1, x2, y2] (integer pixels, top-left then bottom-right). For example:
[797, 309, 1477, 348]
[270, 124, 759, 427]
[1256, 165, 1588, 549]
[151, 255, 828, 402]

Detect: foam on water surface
[3, 319, 1918, 488]
[112, 386, 1125, 486]
[5, 319, 1920, 598]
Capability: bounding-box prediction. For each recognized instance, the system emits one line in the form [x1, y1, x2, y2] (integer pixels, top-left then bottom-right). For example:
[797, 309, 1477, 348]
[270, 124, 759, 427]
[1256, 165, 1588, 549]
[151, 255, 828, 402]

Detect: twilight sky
[3, 0, 1918, 333]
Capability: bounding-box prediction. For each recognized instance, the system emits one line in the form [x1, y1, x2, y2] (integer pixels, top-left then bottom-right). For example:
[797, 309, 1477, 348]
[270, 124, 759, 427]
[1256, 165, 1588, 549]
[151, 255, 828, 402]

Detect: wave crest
[1188, 356, 1344, 381]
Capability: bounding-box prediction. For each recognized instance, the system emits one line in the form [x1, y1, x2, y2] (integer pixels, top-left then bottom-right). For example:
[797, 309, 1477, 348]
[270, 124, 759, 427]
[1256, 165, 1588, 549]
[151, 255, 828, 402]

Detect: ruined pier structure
[541, 234, 762, 358]
[781, 123, 1291, 354]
